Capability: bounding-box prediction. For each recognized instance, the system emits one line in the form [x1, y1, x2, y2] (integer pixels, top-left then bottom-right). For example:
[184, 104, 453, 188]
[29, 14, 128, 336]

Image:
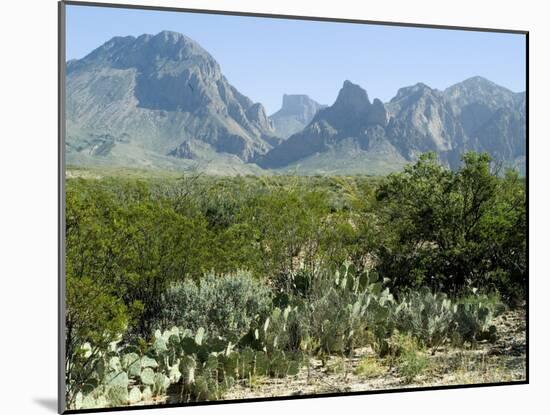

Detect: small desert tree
[375, 152, 526, 302]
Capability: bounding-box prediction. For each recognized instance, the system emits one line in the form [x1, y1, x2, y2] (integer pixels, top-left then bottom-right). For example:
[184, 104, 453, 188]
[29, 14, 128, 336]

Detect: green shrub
[65, 275, 128, 407]
[355, 356, 387, 379]
[384, 332, 428, 383]
[375, 152, 526, 302]
[240, 189, 331, 280]
[66, 178, 211, 337]
[161, 271, 272, 340]
[398, 348, 428, 384]
[325, 356, 347, 374]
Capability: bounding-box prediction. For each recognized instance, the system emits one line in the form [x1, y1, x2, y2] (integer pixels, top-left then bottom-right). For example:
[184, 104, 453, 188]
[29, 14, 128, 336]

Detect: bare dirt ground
[223, 308, 526, 400]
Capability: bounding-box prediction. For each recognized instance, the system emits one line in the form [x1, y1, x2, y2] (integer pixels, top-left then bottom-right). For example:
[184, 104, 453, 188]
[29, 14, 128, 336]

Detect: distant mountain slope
[65, 31, 525, 176]
[256, 81, 405, 172]
[269, 94, 327, 138]
[384, 82, 468, 167]
[443, 76, 526, 169]
[66, 31, 279, 171]
[256, 78, 525, 174]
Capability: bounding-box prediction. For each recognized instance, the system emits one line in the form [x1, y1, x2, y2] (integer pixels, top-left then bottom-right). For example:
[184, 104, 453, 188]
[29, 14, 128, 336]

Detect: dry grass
[355, 356, 388, 379]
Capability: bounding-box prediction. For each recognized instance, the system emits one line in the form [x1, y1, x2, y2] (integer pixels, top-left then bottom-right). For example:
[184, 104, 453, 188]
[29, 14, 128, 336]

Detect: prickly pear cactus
[254, 351, 270, 376]
[106, 385, 128, 407]
[168, 362, 182, 383]
[74, 391, 83, 410]
[152, 373, 170, 396]
[195, 327, 206, 345]
[105, 371, 129, 388]
[140, 367, 155, 386]
[142, 386, 153, 402]
[179, 355, 196, 385]
[220, 351, 239, 379]
[81, 394, 96, 409]
[108, 356, 122, 372]
[237, 348, 255, 378]
[122, 353, 141, 378]
[141, 355, 158, 369]
[153, 336, 168, 354]
[128, 386, 142, 404]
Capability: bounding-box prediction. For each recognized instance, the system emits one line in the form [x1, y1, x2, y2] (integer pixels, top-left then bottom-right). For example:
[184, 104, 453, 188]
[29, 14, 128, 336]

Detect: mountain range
[66, 30, 526, 176]
[270, 94, 327, 139]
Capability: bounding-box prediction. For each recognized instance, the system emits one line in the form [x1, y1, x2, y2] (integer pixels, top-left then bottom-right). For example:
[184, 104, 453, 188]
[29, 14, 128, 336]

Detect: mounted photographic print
[59, 1, 528, 413]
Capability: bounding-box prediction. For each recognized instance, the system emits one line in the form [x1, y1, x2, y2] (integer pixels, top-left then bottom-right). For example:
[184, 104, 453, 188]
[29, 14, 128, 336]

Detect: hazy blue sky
[66, 4, 526, 114]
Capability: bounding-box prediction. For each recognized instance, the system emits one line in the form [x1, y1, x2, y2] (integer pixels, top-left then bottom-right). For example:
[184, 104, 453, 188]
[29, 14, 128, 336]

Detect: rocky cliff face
[384, 83, 467, 165]
[443, 77, 526, 167]
[66, 31, 525, 175]
[66, 31, 278, 168]
[256, 81, 402, 169]
[257, 78, 525, 173]
[269, 94, 326, 139]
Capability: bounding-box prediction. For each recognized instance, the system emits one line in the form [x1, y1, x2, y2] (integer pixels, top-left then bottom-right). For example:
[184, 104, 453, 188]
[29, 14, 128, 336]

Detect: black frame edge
[524, 31, 530, 385]
[59, 1, 67, 413]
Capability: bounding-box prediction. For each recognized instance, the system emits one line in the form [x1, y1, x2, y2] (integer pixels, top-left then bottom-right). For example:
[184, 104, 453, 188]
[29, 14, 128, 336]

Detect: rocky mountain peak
[70, 30, 221, 78]
[146, 31, 214, 62]
[279, 95, 317, 115]
[270, 94, 326, 138]
[393, 82, 437, 102]
[443, 75, 522, 141]
[453, 76, 509, 93]
[333, 80, 371, 112]
[444, 75, 517, 111]
[367, 98, 388, 127]
[460, 75, 494, 85]
[66, 30, 278, 165]
[246, 103, 274, 131]
[154, 30, 186, 43]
